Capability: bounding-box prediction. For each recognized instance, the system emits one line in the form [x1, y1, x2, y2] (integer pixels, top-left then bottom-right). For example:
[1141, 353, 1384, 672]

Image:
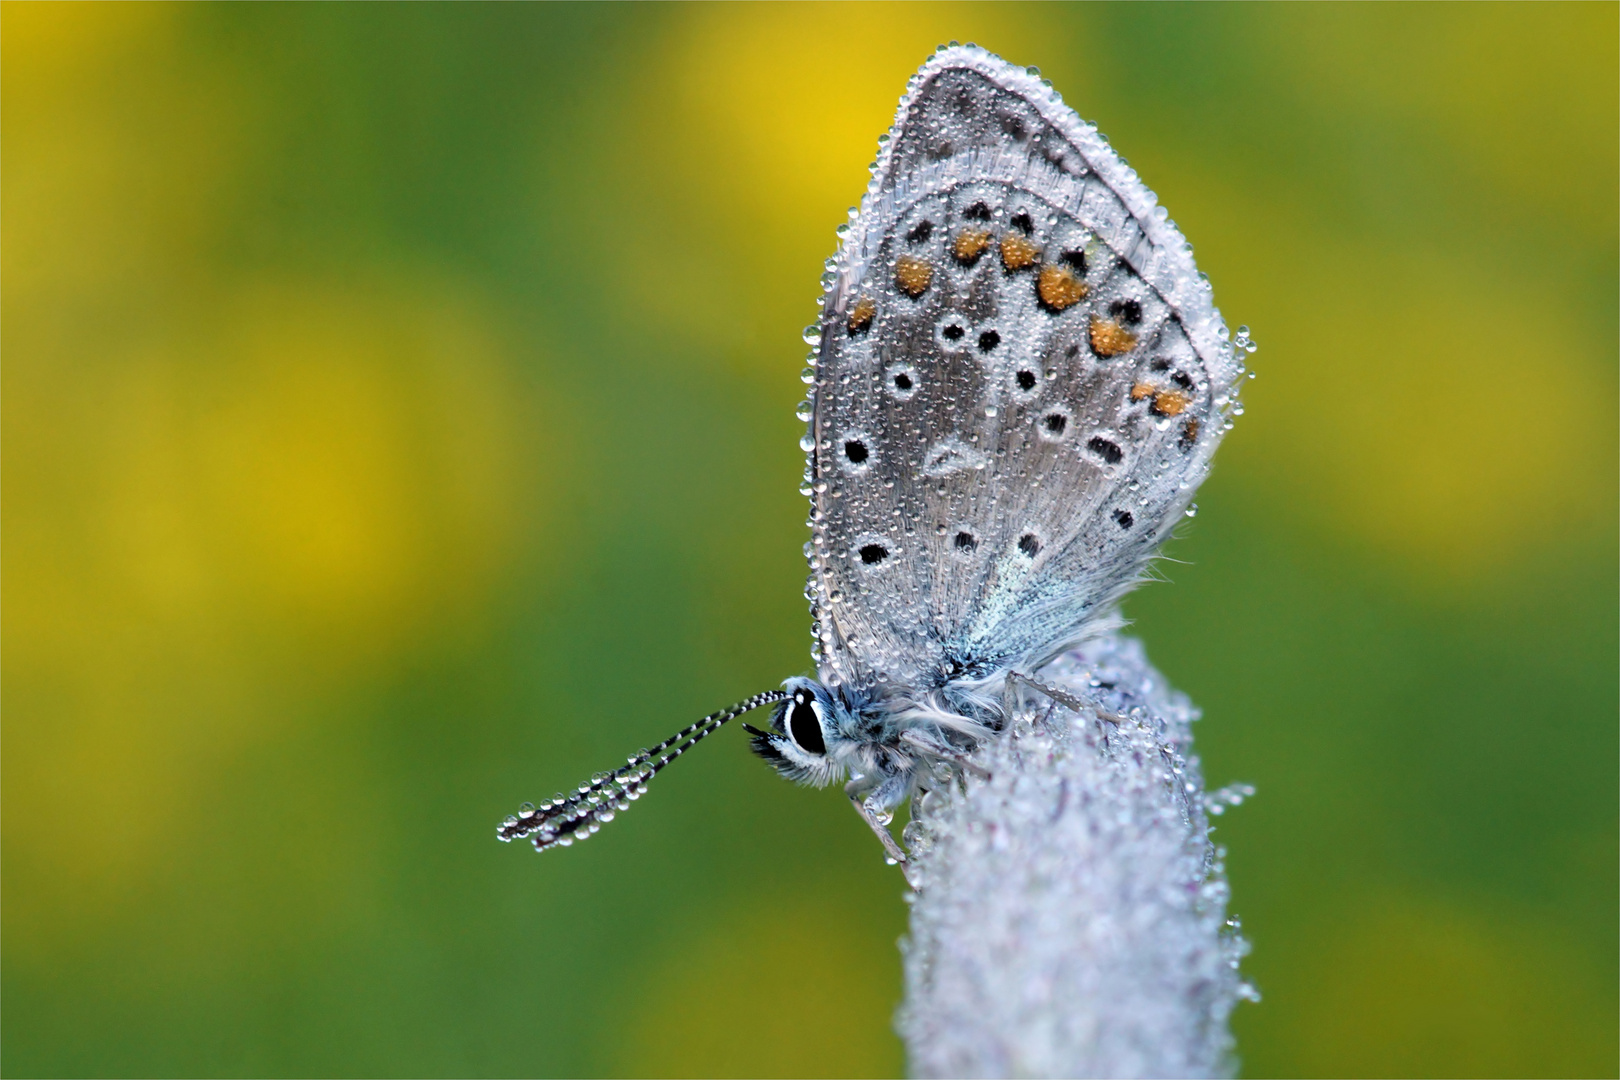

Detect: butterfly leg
[1006, 671, 1129, 726]
[845, 777, 910, 864]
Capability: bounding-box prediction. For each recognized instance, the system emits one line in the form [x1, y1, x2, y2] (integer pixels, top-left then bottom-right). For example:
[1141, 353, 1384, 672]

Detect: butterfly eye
[787, 696, 827, 755]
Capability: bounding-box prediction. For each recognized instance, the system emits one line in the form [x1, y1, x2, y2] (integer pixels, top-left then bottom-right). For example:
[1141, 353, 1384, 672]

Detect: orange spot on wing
[999, 233, 1039, 272]
[952, 229, 992, 265]
[895, 255, 933, 298]
[1090, 316, 1138, 357]
[847, 296, 875, 335]
[1130, 382, 1155, 402]
[1181, 417, 1200, 445]
[1152, 390, 1192, 417]
[1036, 263, 1087, 311]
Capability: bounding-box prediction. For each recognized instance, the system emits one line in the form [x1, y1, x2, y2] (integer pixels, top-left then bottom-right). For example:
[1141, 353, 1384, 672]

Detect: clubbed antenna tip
[497, 690, 788, 852]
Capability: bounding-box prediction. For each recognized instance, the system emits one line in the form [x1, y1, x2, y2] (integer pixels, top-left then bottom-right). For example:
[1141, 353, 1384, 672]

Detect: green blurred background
[3, 3, 1615, 1077]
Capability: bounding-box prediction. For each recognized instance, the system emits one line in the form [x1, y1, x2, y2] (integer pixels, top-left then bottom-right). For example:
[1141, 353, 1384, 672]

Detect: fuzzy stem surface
[898, 635, 1252, 1079]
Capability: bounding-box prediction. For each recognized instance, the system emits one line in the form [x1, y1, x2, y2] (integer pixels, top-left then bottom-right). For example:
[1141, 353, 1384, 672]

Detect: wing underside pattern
[804, 49, 1242, 691]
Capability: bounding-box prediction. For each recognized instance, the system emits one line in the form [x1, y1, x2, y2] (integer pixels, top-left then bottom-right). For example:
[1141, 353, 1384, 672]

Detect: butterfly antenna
[497, 689, 789, 852]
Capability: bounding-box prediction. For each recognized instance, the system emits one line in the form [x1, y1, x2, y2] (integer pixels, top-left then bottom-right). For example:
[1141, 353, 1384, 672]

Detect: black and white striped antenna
[497, 690, 789, 852]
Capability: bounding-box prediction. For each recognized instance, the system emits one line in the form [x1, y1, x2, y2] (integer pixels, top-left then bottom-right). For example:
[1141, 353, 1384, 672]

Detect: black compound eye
[788, 697, 826, 755]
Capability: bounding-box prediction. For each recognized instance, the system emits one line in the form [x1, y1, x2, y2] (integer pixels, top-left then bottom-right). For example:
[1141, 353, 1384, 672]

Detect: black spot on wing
[1109, 299, 1143, 326]
[1087, 436, 1123, 464]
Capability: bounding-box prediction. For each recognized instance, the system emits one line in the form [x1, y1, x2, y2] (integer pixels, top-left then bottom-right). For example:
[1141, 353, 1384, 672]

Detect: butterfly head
[744, 677, 851, 788]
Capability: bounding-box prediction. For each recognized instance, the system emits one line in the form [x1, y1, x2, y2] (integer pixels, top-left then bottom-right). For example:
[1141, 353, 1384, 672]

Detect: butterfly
[498, 44, 1244, 863]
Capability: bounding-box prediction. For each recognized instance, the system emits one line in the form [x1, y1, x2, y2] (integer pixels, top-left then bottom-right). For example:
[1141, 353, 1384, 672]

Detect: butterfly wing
[805, 46, 1243, 692]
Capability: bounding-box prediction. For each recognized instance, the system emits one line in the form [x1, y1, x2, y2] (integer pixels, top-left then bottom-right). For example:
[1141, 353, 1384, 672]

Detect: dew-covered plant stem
[897, 635, 1253, 1079]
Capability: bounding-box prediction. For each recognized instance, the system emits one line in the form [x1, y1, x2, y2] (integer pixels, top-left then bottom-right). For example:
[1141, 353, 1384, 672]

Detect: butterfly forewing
[806, 47, 1239, 692]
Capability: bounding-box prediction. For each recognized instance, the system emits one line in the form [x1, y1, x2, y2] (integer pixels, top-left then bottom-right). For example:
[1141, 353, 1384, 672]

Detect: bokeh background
[4, 3, 1615, 1077]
